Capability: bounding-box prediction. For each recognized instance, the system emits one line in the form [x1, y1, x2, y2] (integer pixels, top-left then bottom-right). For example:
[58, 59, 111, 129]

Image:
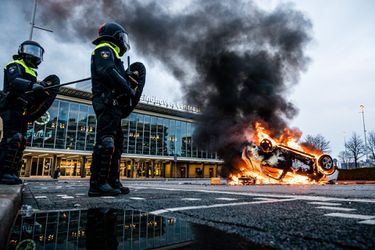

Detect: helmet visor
[22, 44, 44, 61]
[119, 32, 130, 52]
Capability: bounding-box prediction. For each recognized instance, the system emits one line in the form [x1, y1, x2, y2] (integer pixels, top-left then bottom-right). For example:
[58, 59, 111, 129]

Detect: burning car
[241, 138, 337, 183]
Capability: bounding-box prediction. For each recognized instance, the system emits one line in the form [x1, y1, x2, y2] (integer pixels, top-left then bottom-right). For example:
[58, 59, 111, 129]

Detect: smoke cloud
[31, 0, 312, 175]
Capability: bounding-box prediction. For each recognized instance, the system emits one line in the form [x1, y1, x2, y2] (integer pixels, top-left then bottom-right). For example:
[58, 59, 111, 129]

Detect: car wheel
[260, 139, 273, 152]
[317, 154, 336, 175]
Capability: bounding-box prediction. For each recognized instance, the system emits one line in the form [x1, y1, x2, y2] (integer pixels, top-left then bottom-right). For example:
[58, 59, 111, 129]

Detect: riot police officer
[89, 21, 146, 196]
[0, 40, 59, 185]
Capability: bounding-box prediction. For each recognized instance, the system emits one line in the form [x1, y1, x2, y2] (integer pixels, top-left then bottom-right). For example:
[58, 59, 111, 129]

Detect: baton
[126, 56, 139, 87]
[44, 77, 91, 90]
[25, 77, 91, 94]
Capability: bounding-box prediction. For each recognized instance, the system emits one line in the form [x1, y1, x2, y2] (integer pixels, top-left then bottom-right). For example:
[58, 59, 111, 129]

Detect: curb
[336, 180, 375, 184]
[0, 184, 23, 249]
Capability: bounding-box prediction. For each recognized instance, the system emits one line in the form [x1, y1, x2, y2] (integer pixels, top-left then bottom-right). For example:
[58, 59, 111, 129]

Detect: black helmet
[92, 21, 130, 56]
[17, 40, 44, 68]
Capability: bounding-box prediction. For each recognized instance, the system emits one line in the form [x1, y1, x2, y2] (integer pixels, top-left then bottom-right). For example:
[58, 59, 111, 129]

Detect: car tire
[260, 139, 273, 152]
[317, 154, 336, 175]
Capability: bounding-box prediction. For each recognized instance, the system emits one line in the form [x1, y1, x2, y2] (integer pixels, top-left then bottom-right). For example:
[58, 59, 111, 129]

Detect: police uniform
[0, 41, 59, 185]
[89, 21, 146, 196]
[0, 59, 37, 184]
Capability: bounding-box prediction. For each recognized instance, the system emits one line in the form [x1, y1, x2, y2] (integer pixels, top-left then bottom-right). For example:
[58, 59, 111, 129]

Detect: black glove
[31, 83, 46, 97]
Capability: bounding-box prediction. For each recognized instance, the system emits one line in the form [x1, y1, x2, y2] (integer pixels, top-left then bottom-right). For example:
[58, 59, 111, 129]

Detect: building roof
[58, 86, 200, 120]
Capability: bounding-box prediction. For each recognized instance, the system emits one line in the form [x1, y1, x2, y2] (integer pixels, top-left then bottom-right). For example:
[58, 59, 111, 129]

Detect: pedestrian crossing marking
[324, 213, 375, 220]
[358, 220, 375, 225]
[60, 195, 74, 199]
[35, 196, 47, 199]
[129, 197, 145, 200]
[316, 206, 355, 211]
[215, 198, 238, 201]
[308, 202, 341, 206]
[181, 198, 202, 201]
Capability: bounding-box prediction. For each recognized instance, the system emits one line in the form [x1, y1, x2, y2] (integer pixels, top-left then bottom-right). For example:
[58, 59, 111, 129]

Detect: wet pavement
[12, 180, 375, 249]
[8, 207, 267, 250]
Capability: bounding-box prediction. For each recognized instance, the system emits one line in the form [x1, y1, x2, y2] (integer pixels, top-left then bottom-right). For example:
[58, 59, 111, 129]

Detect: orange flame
[229, 122, 327, 185]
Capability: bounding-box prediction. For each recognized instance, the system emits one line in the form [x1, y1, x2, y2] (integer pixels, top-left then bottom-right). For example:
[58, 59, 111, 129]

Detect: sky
[0, 0, 374, 160]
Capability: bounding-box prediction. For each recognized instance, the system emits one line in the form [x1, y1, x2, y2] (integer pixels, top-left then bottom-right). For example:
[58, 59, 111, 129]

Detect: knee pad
[97, 136, 115, 154]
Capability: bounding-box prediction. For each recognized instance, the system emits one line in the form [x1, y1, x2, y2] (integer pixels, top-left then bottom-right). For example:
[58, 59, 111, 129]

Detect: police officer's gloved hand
[32, 83, 46, 97]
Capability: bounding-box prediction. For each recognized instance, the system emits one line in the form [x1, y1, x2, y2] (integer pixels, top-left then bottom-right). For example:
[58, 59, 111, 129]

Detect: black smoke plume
[31, 0, 312, 175]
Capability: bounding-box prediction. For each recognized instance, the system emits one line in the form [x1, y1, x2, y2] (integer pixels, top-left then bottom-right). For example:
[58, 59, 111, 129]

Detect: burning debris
[229, 123, 337, 185]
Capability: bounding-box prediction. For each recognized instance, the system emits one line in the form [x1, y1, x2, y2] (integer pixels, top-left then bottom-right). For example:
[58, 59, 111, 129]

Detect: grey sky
[0, 0, 374, 159]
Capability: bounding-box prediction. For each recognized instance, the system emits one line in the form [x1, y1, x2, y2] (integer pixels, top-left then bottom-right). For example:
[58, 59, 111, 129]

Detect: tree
[303, 134, 330, 152]
[338, 150, 351, 169]
[345, 132, 365, 168]
[367, 131, 375, 165]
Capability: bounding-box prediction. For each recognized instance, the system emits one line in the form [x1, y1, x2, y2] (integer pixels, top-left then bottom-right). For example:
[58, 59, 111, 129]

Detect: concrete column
[24, 156, 32, 177]
[201, 163, 205, 178]
[151, 160, 155, 178]
[80, 156, 86, 178]
[161, 162, 165, 178]
[131, 159, 135, 178]
[170, 160, 174, 178]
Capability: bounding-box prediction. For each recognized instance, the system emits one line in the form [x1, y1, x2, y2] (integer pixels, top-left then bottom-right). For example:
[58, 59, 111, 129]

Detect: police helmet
[18, 40, 44, 68]
[92, 21, 130, 56]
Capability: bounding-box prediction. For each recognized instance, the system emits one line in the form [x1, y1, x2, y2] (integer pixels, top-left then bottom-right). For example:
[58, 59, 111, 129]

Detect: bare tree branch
[344, 132, 365, 168]
[302, 134, 330, 153]
[367, 131, 375, 165]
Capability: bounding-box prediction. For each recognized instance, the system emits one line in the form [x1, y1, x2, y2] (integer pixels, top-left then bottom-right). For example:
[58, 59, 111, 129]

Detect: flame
[229, 122, 329, 185]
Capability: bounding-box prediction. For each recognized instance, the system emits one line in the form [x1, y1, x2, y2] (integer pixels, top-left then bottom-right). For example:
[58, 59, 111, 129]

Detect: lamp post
[360, 105, 368, 162]
[29, 0, 53, 40]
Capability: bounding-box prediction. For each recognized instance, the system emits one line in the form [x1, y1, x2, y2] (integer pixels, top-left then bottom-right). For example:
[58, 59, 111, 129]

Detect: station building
[0, 85, 223, 178]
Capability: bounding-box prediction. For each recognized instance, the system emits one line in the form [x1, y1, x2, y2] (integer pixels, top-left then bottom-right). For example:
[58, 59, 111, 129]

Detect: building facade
[15, 87, 223, 178]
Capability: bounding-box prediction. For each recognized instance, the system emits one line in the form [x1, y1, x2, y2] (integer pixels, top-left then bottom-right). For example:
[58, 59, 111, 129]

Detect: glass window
[163, 118, 170, 156]
[143, 115, 151, 155]
[157, 117, 165, 156]
[26, 121, 34, 147]
[168, 119, 176, 156]
[150, 116, 157, 155]
[43, 101, 59, 149]
[175, 121, 182, 156]
[135, 114, 144, 154]
[55, 101, 69, 149]
[121, 118, 130, 153]
[66, 103, 79, 150]
[86, 107, 96, 151]
[180, 122, 187, 157]
[76, 105, 89, 150]
[186, 122, 193, 158]
[32, 117, 47, 148]
[127, 113, 137, 154]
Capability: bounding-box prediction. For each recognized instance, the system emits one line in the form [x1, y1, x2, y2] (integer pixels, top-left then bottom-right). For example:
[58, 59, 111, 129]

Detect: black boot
[0, 136, 23, 185]
[109, 178, 130, 194]
[88, 175, 121, 197]
[88, 136, 121, 197]
[108, 147, 129, 195]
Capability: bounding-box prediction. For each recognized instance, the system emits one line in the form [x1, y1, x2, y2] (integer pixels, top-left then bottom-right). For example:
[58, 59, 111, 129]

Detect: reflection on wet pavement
[8, 208, 192, 250]
[8, 207, 267, 250]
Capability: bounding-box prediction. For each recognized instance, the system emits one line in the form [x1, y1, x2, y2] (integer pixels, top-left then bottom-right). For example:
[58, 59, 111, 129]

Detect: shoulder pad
[5, 62, 22, 75]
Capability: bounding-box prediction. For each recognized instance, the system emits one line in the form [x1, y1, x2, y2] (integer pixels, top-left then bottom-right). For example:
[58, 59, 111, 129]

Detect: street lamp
[29, 0, 53, 40]
[359, 105, 368, 162]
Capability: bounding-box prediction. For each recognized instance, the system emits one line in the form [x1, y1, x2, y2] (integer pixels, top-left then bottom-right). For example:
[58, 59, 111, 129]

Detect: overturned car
[241, 138, 337, 183]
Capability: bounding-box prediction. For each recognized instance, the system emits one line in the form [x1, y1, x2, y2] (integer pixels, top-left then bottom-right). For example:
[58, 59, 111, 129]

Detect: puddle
[8, 207, 268, 250]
